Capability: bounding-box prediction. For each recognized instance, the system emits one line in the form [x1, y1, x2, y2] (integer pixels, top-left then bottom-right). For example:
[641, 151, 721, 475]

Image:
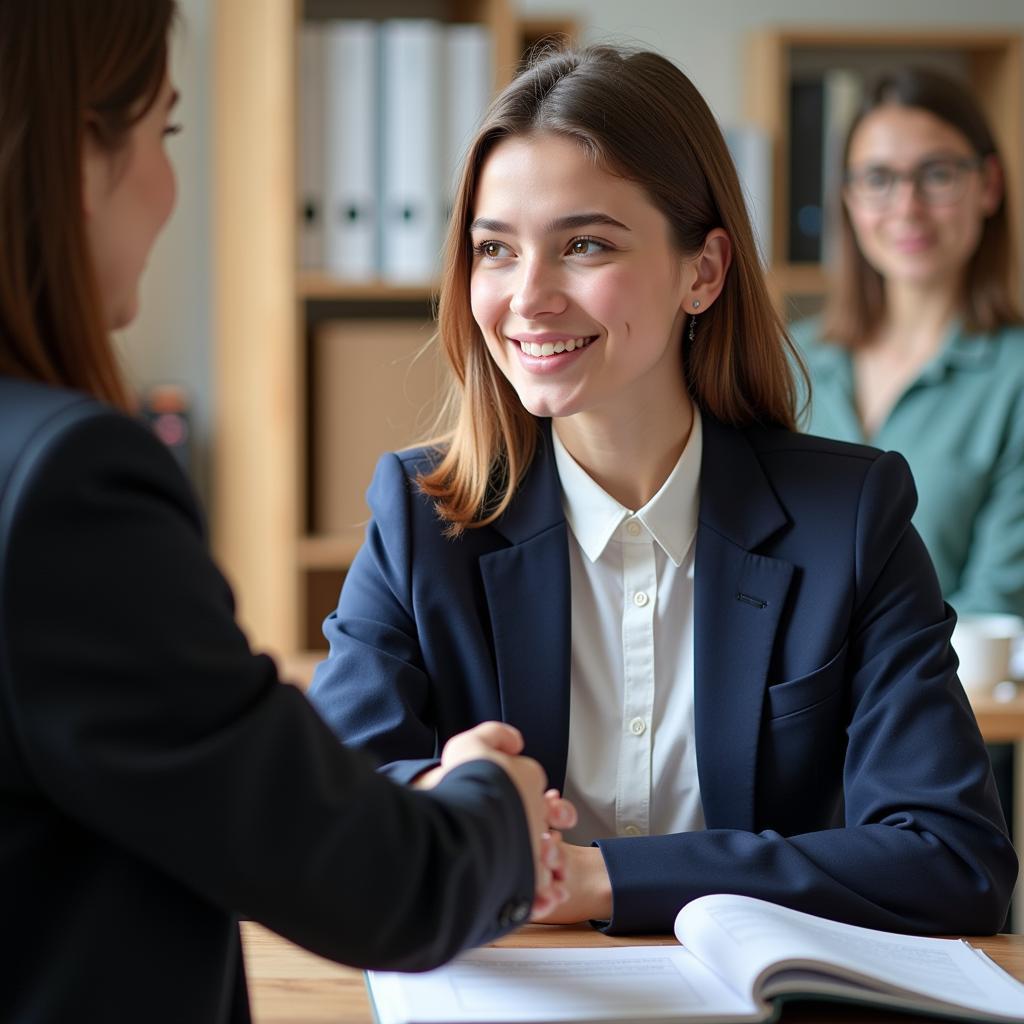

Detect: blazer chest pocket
[766, 641, 848, 721]
[760, 642, 850, 834]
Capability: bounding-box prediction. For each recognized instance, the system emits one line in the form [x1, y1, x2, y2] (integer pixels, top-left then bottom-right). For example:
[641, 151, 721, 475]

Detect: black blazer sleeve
[1, 403, 533, 971]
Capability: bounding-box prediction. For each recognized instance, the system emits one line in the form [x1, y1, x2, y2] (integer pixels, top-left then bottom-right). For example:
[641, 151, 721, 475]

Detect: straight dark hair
[823, 66, 1022, 346]
[419, 45, 806, 534]
[0, 0, 176, 409]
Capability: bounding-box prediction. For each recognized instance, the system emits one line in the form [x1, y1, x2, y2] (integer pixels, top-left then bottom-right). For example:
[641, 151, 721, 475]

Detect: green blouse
[790, 319, 1024, 617]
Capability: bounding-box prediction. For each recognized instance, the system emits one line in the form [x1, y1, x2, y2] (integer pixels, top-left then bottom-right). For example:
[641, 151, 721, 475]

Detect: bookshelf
[213, 0, 577, 659]
[745, 28, 1023, 314]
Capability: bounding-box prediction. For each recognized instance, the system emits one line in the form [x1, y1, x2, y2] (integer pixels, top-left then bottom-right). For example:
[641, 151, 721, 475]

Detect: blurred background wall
[121, 0, 1024, 506]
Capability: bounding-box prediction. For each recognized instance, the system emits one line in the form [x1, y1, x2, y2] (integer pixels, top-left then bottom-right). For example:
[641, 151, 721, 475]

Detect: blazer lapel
[695, 418, 794, 830]
[479, 426, 572, 792]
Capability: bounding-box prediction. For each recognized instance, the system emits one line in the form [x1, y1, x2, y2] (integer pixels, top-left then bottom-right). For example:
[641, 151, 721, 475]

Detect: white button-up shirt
[552, 410, 705, 844]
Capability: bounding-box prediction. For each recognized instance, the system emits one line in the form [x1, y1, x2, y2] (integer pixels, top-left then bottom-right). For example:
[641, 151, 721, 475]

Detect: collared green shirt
[791, 318, 1024, 616]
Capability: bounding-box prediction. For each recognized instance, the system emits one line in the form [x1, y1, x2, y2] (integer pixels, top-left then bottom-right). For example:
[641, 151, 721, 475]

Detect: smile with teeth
[516, 336, 596, 357]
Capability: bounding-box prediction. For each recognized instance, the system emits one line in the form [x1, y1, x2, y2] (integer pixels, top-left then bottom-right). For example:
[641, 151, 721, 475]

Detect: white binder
[724, 125, 773, 267]
[821, 69, 863, 269]
[324, 20, 378, 281]
[297, 23, 326, 269]
[443, 24, 493, 214]
[380, 19, 445, 284]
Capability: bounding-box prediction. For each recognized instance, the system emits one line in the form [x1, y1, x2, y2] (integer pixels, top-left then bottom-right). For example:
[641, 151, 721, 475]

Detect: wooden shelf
[214, 0, 533, 657]
[754, 27, 1023, 49]
[766, 263, 827, 296]
[298, 533, 364, 569]
[298, 272, 438, 302]
[518, 16, 578, 56]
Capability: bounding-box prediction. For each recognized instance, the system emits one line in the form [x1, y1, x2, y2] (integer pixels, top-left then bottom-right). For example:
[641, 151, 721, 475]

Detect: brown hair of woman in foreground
[0, 0, 175, 410]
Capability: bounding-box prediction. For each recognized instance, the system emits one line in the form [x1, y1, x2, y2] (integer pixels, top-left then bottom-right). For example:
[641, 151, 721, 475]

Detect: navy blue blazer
[0, 378, 535, 1023]
[310, 416, 1017, 935]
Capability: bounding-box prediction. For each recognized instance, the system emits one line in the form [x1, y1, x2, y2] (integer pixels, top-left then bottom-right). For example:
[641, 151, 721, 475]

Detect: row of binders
[298, 19, 493, 284]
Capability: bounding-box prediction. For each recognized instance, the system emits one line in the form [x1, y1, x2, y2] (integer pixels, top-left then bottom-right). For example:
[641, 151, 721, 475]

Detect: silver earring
[688, 299, 700, 342]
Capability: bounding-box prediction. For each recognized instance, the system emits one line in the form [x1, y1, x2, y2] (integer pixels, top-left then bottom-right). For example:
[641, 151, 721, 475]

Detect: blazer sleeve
[596, 451, 1018, 935]
[1, 409, 533, 969]
[309, 452, 443, 785]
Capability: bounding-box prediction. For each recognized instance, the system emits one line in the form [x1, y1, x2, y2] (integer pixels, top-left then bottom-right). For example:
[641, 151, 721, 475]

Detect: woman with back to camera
[0, 3, 574, 1020]
[789, 67, 1024, 837]
[310, 45, 1016, 936]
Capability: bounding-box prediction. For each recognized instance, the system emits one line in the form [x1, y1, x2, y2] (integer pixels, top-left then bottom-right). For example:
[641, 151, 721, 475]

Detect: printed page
[367, 945, 761, 1024]
[675, 894, 1024, 1020]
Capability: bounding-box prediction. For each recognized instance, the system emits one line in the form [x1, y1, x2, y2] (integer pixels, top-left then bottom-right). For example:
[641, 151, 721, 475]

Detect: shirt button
[633, 591, 649, 607]
[626, 520, 641, 537]
[629, 717, 646, 736]
[622, 825, 642, 837]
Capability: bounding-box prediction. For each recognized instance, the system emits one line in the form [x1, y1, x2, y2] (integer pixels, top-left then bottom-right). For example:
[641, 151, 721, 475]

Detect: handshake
[415, 722, 578, 920]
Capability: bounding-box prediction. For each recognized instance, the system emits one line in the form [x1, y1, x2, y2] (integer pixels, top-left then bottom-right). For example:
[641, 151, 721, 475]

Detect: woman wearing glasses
[792, 68, 1024, 621]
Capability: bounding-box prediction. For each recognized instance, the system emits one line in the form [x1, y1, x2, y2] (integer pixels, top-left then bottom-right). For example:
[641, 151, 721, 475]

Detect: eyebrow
[166, 89, 180, 111]
[851, 150, 972, 168]
[469, 212, 631, 234]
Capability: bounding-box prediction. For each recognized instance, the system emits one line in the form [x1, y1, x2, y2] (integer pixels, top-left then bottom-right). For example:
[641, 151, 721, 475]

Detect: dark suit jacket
[0, 378, 534, 1023]
[310, 416, 1017, 935]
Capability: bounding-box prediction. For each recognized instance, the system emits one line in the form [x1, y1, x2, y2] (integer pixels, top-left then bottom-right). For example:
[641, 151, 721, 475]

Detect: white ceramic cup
[951, 614, 1024, 695]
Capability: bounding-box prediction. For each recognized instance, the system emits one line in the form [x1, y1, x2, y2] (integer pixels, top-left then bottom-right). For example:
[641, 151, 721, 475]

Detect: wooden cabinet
[212, 0, 575, 660]
[744, 28, 1023, 309]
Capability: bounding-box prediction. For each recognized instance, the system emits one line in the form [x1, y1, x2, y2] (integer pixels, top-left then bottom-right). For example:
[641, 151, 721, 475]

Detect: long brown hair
[823, 67, 1023, 347]
[419, 45, 805, 534]
[0, 0, 176, 409]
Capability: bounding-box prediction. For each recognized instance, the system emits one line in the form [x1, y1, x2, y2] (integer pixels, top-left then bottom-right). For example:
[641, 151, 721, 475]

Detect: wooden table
[971, 690, 1024, 742]
[243, 921, 1024, 1024]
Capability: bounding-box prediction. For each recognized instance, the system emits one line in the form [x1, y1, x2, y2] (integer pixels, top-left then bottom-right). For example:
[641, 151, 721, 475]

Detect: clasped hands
[414, 722, 581, 920]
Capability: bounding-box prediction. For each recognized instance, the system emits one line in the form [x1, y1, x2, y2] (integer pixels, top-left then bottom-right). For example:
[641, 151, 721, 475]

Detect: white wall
[522, 0, 1024, 124]
[118, 0, 212, 498]
[124, 0, 1024, 506]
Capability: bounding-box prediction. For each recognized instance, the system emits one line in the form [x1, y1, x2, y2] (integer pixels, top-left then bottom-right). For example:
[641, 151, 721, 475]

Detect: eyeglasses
[844, 155, 984, 208]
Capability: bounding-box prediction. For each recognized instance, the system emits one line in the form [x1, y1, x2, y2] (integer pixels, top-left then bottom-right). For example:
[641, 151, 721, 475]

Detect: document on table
[365, 893, 1024, 1024]
[367, 945, 761, 1023]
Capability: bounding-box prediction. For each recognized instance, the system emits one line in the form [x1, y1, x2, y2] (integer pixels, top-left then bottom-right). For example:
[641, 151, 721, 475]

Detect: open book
[366, 893, 1024, 1023]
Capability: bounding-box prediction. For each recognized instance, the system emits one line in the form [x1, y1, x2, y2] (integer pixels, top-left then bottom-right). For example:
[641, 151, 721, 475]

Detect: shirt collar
[809, 320, 998, 383]
[931, 321, 999, 373]
[551, 408, 703, 566]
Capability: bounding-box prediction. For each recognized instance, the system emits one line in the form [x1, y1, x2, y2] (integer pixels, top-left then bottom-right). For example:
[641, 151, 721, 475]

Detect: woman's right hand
[418, 722, 574, 918]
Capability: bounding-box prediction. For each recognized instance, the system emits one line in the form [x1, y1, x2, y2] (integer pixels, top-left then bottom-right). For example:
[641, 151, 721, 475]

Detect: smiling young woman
[310, 46, 1015, 938]
[420, 47, 801, 532]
